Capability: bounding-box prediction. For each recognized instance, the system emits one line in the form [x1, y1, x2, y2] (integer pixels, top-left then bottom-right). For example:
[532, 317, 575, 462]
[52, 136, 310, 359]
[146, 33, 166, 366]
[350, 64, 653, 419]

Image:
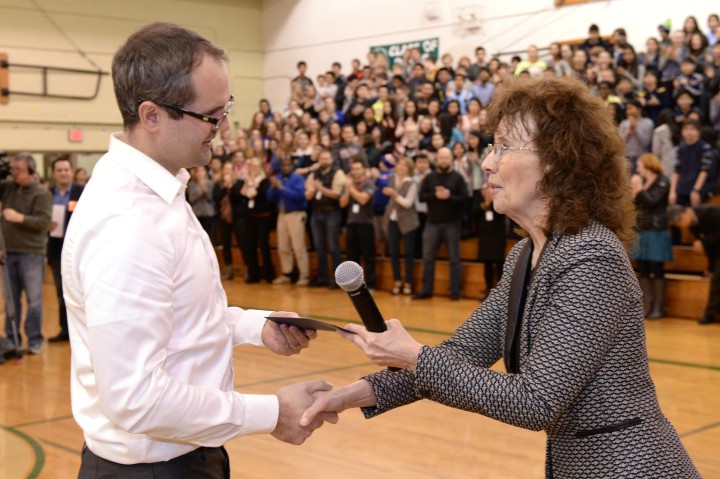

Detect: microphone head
[335, 261, 365, 292]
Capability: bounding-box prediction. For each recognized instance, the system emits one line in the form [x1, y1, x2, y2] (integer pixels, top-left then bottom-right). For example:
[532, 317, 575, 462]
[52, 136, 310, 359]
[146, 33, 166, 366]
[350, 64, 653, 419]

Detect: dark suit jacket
[361, 222, 700, 478]
[47, 182, 84, 263]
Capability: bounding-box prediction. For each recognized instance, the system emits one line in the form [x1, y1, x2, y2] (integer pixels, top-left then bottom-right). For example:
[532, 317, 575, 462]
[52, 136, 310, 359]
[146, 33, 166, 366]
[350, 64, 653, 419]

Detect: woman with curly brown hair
[303, 78, 700, 478]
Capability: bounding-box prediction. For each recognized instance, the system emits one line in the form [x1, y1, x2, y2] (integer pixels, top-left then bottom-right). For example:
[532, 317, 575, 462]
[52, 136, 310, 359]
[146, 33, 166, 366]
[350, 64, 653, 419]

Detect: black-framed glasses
[142, 95, 234, 132]
[486, 142, 538, 164]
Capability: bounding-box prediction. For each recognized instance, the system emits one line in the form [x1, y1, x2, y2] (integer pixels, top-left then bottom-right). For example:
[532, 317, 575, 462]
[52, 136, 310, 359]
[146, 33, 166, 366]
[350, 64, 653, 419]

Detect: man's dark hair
[589, 24, 599, 33]
[475, 46, 486, 54]
[297, 61, 307, 68]
[682, 119, 702, 131]
[51, 157, 73, 171]
[112, 22, 227, 128]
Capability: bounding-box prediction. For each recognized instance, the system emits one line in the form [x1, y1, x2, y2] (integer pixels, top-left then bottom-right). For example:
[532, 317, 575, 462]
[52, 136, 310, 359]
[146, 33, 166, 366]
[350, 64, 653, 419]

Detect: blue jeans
[421, 221, 461, 295]
[310, 209, 342, 283]
[387, 221, 416, 284]
[3, 253, 45, 346]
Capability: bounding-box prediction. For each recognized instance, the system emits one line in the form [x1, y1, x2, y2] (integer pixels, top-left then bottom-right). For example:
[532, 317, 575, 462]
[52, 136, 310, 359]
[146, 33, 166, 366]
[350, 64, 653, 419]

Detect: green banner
[370, 38, 440, 67]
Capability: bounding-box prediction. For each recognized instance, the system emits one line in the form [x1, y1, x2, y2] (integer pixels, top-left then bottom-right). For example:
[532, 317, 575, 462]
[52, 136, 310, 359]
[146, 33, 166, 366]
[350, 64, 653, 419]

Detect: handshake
[271, 380, 347, 445]
[271, 375, 381, 445]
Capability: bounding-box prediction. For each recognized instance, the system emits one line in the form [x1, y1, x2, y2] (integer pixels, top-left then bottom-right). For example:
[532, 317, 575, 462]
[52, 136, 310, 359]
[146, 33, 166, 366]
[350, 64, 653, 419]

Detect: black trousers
[47, 237, 68, 334]
[346, 223, 376, 288]
[78, 445, 229, 479]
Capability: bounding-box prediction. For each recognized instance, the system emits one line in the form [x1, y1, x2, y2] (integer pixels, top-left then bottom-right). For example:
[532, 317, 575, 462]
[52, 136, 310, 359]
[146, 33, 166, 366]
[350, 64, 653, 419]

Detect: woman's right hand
[300, 380, 377, 428]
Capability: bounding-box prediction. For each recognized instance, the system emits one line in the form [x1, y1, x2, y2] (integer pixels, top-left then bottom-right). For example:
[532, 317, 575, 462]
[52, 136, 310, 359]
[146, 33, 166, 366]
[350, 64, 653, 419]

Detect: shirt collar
[109, 133, 190, 204]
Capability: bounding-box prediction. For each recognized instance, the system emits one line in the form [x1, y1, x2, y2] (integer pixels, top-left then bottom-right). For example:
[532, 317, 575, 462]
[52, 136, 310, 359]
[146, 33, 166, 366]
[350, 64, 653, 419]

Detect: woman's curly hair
[487, 77, 636, 243]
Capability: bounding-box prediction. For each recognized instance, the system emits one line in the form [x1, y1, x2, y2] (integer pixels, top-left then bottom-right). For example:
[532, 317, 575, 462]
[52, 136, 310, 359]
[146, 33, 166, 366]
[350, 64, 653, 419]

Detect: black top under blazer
[361, 222, 700, 478]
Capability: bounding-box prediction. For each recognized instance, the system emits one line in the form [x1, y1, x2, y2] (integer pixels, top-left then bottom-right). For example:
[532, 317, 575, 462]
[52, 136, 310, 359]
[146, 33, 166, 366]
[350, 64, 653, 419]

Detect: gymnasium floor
[1, 278, 718, 478]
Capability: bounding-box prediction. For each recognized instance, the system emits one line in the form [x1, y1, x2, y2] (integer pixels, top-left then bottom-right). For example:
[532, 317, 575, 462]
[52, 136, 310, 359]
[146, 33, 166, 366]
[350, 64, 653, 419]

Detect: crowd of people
[186, 13, 720, 318]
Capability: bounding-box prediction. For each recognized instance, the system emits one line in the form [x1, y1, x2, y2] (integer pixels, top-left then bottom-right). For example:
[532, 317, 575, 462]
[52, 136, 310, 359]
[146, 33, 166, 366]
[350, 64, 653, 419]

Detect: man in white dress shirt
[62, 23, 335, 478]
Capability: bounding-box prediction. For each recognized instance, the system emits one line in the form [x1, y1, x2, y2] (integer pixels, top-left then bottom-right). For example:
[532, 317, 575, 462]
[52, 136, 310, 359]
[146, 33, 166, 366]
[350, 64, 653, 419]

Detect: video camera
[0, 150, 9, 180]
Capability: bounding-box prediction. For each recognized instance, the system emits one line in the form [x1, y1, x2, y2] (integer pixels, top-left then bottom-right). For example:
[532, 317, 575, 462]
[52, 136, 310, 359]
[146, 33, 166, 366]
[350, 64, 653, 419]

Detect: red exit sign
[68, 128, 83, 142]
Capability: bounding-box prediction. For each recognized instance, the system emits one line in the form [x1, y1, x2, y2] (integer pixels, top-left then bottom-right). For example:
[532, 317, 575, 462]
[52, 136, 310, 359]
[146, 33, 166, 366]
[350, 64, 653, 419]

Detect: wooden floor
[1, 277, 719, 478]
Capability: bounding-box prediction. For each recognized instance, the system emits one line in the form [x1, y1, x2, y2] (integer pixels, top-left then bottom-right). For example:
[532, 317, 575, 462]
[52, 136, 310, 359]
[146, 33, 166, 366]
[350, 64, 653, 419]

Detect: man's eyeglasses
[142, 95, 234, 132]
[485, 143, 538, 163]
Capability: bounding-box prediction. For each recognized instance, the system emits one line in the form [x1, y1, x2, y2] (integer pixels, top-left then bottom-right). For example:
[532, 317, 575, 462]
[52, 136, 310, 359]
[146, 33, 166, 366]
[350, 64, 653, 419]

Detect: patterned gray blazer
[362, 222, 700, 478]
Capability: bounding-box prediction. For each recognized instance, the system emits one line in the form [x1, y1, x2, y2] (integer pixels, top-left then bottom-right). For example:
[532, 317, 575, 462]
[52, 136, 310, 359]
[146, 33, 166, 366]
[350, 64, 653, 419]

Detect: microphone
[335, 261, 399, 372]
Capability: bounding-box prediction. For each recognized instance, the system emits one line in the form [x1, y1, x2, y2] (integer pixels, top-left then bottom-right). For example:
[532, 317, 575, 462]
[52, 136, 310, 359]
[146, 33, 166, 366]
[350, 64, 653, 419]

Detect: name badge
[485, 210, 494, 222]
[316, 191, 322, 200]
[352, 203, 360, 214]
[248, 199, 255, 209]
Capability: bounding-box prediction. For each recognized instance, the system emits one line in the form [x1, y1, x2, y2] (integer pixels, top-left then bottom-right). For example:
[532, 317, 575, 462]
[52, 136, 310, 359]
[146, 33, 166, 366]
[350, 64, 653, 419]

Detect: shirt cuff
[239, 394, 280, 435]
[228, 308, 273, 346]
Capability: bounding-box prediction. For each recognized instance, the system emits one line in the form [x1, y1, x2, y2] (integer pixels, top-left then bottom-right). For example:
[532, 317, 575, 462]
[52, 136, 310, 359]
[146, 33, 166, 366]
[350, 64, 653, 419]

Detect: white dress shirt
[62, 134, 278, 464]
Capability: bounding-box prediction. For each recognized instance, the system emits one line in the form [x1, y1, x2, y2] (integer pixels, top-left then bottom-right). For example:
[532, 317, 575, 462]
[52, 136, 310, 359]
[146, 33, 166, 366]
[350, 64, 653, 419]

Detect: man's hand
[272, 380, 338, 445]
[2, 208, 24, 224]
[263, 311, 317, 356]
[435, 186, 450, 200]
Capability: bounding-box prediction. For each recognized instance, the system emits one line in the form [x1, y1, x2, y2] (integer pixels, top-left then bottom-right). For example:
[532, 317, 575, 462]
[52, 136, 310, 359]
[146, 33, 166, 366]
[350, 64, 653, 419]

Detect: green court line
[0, 425, 45, 479]
[680, 421, 720, 438]
[237, 304, 720, 373]
[11, 414, 74, 429]
[648, 358, 720, 372]
[40, 438, 82, 456]
[235, 362, 372, 389]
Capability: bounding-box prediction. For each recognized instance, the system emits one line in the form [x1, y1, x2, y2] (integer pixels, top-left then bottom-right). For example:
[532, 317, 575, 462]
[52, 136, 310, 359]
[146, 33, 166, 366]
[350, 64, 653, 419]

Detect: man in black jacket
[414, 147, 467, 300]
[669, 204, 720, 324]
[47, 157, 84, 342]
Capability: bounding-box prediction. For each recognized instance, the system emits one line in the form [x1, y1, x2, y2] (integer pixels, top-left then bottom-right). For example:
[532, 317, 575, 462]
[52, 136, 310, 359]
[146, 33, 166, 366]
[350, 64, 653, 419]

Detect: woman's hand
[300, 380, 377, 427]
[339, 320, 423, 370]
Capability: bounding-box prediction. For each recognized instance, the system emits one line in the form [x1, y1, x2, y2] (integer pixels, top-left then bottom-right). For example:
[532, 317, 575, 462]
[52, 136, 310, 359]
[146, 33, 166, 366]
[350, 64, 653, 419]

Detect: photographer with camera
[0, 153, 53, 354]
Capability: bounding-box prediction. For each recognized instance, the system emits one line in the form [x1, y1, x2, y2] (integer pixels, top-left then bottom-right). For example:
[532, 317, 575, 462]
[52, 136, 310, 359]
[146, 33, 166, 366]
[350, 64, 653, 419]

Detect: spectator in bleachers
[568, 49, 590, 83]
[473, 184, 506, 300]
[514, 45, 547, 79]
[683, 16, 702, 45]
[73, 167, 88, 187]
[334, 123, 366, 172]
[687, 32, 709, 67]
[669, 203, 720, 324]
[639, 70, 671, 124]
[653, 109, 681, 177]
[306, 148, 345, 287]
[445, 73, 473, 114]
[259, 98, 272, 122]
[414, 147, 468, 300]
[708, 14, 720, 45]
[611, 28, 631, 63]
[675, 89, 697, 124]
[438, 112, 464, 148]
[671, 29, 690, 62]
[580, 24, 611, 56]
[669, 119, 717, 207]
[433, 67, 452, 105]
[619, 99, 654, 168]
[640, 37, 661, 71]
[467, 46, 487, 81]
[675, 58, 705, 107]
[241, 158, 275, 283]
[381, 156, 419, 295]
[471, 68, 495, 108]
[460, 97, 483, 137]
[214, 162, 246, 280]
[187, 166, 217, 244]
[658, 24, 672, 48]
[617, 46, 646, 91]
[340, 157, 377, 289]
[658, 43, 682, 87]
[269, 157, 310, 286]
[379, 101, 398, 144]
[597, 80, 622, 108]
[630, 153, 672, 319]
[293, 60, 313, 92]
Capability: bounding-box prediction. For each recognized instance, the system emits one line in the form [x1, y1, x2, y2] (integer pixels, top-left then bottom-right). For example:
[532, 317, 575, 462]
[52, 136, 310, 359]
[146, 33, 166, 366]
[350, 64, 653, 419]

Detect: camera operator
[0, 153, 53, 354]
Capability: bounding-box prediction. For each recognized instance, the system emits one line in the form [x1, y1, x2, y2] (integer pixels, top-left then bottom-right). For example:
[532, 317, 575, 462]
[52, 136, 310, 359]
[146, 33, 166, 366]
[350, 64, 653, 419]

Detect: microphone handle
[346, 285, 400, 372]
[347, 286, 386, 332]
